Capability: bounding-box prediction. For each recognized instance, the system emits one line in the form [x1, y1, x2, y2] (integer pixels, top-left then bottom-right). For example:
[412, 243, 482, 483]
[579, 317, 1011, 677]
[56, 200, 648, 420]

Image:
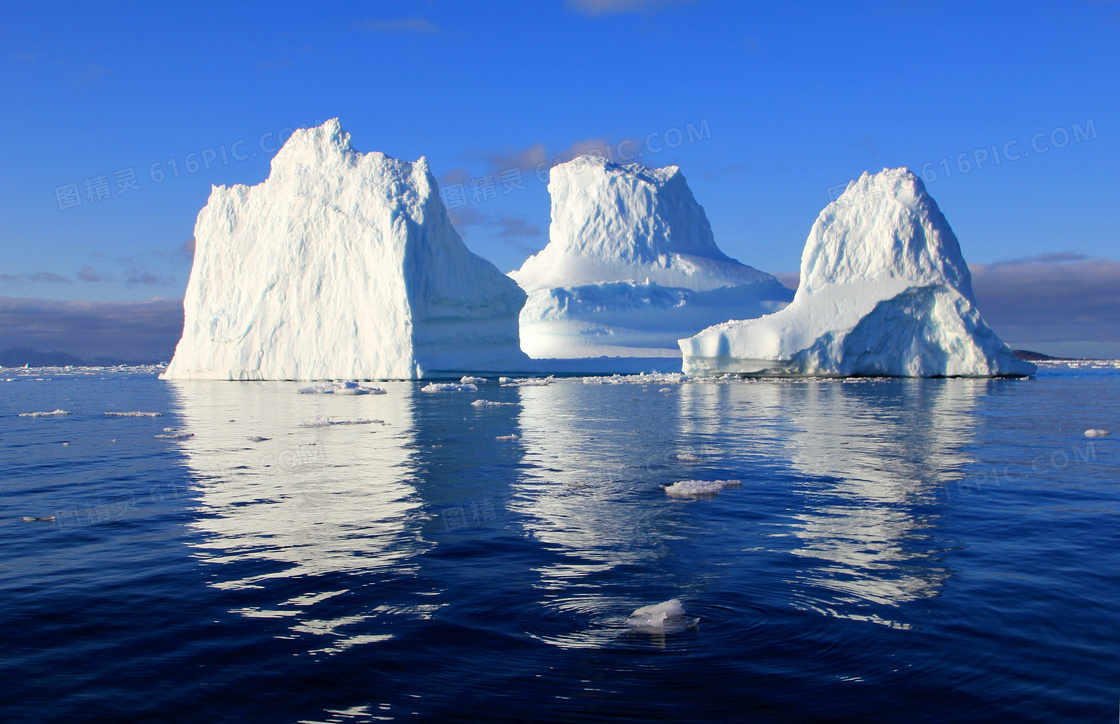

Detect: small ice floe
[298, 381, 386, 395]
[672, 452, 702, 463]
[626, 599, 698, 634]
[500, 376, 554, 388]
[470, 399, 516, 408]
[1084, 429, 1110, 437]
[302, 414, 386, 427]
[659, 387, 673, 393]
[420, 382, 478, 392]
[18, 409, 72, 417]
[495, 433, 520, 441]
[663, 479, 741, 498]
[21, 516, 56, 523]
[247, 435, 272, 442]
[460, 375, 486, 384]
[155, 430, 194, 440]
[104, 411, 162, 417]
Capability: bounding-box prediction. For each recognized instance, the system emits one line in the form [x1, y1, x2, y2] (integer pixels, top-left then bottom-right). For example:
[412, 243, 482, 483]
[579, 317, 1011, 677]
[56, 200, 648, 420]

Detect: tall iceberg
[162, 119, 528, 381]
[679, 167, 1035, 377]
[509, 155, 793, 359]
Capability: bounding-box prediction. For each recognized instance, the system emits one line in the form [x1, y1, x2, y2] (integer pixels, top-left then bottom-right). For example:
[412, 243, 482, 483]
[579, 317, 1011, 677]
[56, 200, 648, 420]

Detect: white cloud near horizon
[355, 18, 441, 34]
[566, 0, 696, 16]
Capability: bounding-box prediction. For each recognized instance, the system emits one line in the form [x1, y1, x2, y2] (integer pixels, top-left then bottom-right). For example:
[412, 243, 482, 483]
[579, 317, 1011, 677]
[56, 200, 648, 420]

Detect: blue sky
[1, 0, 1118, 358]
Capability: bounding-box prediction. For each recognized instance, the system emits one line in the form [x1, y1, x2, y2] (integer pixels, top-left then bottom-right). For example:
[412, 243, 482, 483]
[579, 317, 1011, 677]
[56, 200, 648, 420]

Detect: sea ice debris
[626, 598, 698, 633]
[420, 383, 478, 393]
[663, 479, 741, 497]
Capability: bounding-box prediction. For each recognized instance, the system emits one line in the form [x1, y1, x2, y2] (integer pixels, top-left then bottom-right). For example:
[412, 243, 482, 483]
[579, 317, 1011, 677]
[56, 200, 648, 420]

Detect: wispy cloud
[355, 18, 441, 34]
[566, 0, 696, 16]
[73, 64, 109, 86]
[0, 271, 72, 288]
[498, 216, 541, 238]
[115, 253, 176, 289]
[77, 265, 113, 283]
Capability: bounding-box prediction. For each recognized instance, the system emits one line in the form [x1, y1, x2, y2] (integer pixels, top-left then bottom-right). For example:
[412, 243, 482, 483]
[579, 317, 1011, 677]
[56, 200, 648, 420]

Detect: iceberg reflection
[166, 380, 435, 653]
[781, 378, 981, 623]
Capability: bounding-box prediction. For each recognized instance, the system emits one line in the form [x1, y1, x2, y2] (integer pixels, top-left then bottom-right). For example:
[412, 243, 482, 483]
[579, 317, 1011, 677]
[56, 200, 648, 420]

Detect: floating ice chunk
[672, 452, 702, 463]
[495, 433, 520, 441]
[298, 382, 386, 395]
[247, 436, 272, 442]
[155, 431, 195, 440]
[1084, 429, 1110, 437]
[104, 411, 163, 417]
[302, 414, 386, 427]
[21, 516, 56, 523]
[626, 599, 698, 633]
[663, 479, 741, 497]
[471, 399, 517, 408]
[460, 376, 486, 384]
[499, 377, 554, 387]
[420, 382, 478, 392]
[19, 409, 72, 417]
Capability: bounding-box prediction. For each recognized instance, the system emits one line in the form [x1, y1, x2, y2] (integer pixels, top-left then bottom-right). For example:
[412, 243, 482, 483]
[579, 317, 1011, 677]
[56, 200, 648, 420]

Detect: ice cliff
[679, 168, 1035, 377]
[509, 155, 793, 359]
[162, 119, 528, 381]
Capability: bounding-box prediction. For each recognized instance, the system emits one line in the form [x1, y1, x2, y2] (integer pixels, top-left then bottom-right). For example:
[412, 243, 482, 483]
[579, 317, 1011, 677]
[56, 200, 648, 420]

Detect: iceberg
[162, 119, 529, 381]
[509, 155, 793, 359]
[679, 168, 1036, 378]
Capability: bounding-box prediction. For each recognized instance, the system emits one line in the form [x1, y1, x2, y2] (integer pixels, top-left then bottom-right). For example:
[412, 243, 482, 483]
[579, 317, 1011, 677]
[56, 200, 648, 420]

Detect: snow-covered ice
[663, 479, 741, 497]
[155, 431, 195, 440]
[298, 382, 386, 395]
[460, 376, 486, 384]
[680, 168, 1037, 378]
[626, 599, 698, 633]
[509, 155, 793, 359]
[302, 414, 386, 427]
[499, 377, 554, 387]
[420, 382, 478, 393]
[162, 119, 528, 381]
[19, 409, 72, 417]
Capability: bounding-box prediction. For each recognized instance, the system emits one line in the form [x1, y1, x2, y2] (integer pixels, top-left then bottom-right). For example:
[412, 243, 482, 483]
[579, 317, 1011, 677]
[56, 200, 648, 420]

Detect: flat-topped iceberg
[679, 167, 1035, 378]
[509, 155, 792, 359]
[162, 119, 528, 381]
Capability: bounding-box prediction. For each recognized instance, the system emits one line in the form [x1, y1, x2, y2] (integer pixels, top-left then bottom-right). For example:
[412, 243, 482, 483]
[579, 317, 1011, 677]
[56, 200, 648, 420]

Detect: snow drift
[162, 119, 528, 381]
[679, 168, 1035, 377]
[509, 155, 792, 359]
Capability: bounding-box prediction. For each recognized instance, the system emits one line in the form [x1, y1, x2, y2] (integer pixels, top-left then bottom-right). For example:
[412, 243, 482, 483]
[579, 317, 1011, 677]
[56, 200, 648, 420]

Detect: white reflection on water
[511, 381, 689, 648]
[166, 380, 436, 653]
[781, 378, 981, 623]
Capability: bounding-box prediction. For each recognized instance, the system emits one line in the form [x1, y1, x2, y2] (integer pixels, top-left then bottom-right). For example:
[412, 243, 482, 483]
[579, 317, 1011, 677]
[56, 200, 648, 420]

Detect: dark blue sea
[2, 363, 1118, 723]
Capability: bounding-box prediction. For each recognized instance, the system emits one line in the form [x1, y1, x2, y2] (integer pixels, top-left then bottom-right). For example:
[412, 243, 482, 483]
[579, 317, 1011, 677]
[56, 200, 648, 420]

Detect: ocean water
[2, 363, 1118, 723]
